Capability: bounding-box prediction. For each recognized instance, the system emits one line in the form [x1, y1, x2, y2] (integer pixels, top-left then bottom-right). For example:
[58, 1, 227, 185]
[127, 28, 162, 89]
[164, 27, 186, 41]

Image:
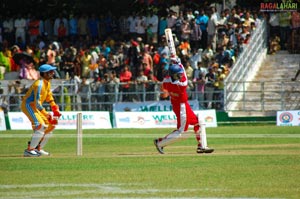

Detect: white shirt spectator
[207, 12, 219, 35]
[167, 12, 177, 30]
[127, 15, 137, 34]
[190, 49, 203, 69]
[3, 18, 14, 34]
[269, 13, 280, 27]
[14, 16, 27, 42]
[146, 14, 159, 34]
[136, 16, 146, 34]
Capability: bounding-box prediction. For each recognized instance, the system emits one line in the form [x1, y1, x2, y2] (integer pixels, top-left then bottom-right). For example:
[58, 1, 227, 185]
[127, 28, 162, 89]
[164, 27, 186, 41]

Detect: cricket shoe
[197, 147, 214, 154]
[35, 149, 50, 156]
[154, 139, 164, 154]
[24, 149, 40, 157]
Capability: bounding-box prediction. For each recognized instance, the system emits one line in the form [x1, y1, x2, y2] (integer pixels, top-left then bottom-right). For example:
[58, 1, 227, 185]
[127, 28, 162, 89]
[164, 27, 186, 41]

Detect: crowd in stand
[0, 4, 299, 111]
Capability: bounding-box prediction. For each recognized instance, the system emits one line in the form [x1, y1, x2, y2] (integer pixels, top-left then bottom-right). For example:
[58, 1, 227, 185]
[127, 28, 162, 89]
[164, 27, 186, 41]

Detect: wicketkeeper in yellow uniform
[22, 64, 62, 157]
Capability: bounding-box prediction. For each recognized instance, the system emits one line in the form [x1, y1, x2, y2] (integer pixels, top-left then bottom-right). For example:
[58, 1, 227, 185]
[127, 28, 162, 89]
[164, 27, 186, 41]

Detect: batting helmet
[168, 64, 184, 76]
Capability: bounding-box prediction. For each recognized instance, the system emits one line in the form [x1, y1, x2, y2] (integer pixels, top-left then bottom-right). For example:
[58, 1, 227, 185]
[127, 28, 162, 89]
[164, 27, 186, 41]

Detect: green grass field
[1, 126, 300, 199]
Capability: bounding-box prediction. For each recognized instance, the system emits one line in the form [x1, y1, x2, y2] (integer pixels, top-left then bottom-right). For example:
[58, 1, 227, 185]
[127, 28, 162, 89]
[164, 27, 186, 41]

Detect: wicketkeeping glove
[46, 113, 53, 121]
[50, 117, 58, 125]
[51, 105, 62, 118]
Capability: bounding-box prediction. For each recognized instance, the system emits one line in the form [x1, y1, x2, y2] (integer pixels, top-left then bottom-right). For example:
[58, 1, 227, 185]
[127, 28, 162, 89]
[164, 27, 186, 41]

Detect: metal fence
[1, 80, 300, 116]
[224, 80, 300, 115]
[0, 81, 224, 113]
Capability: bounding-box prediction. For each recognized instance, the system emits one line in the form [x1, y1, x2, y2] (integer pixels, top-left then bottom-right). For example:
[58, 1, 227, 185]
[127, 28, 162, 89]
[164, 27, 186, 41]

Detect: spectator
[227, 8, 240, 25]
[146, 71, 158, 101]
[53, 14, 69, 39]
[46, 43, 61, 78]
[24, 62, 40, 80]
[215, 67, 226, 110]
[8, 80, 25, 111]
[14, 14, 26, 45]
[106, 71, 120, 105]
[61, 46, 76, 78]
[291, 11, 300, 53]
[190, 18, 202, 52]
[98, 53, 108, 78]
[78, 14, 88, 38]
[205, 67, 216, 109]
[81, 50, 91, 77]
[119, 14, 129, 41]
[68, 72, 81, 111]
[127, 39, 140, 73]
[69, 14, 78, 44]
[186, 8, 195, 22]
[107, 51, 120, 73]
[87, 14, 99, 43]
[180, 19, 191, 43]
[190, 48, 203, 70]
[119, 65, 132, 102]
[217, 31, 229, 48]
[196, 9, 209, 50]
[90, 75, 105, 110]
[179, 38, 191, 56]
[201, 44, 214, 68]
[136, 14, 147, 42]
[218, 11, 228, 34]
[146, 10, 159, 44]
[193, 68, 206, 109]
[3, 15, 15, 45]
[140, 48, 153, 76]
[269, 35, 281, 54]
[28, 15, 41, 44]
[174, 11, 184, 41]
[44, 16, 54, 41]
[167, 10, 177, 32]
[15, 36, 26, 51]
[269, 12, 280, 39]
[78, 76, 90, 111]
[240, 24, 250, 40]
[127, 12, 137, 39]
[242, 11, 255, 28]
[158, 15, 168, 41]
[207, 7, 219, 52]
[215, 47, 226, 66]
[135, 70, 148, 101]
[183, 59, 194, 99]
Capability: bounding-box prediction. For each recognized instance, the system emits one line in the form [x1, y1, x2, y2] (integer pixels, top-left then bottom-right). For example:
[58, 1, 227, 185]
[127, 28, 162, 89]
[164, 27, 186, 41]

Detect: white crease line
[0, 183, 282, 199]
[0, 134, 300, 138]
[0, 183, 224, 198]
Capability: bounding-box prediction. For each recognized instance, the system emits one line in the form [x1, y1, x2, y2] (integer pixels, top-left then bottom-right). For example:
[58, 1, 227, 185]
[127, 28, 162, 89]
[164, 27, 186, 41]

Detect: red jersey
[120, 70, 132, 89]
[28, 20, 40, 36]
[162, 64, 188, 104]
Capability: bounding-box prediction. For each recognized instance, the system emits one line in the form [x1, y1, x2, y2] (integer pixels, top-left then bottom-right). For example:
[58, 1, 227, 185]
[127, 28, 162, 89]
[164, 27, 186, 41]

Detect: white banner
[276, 110, 300, 126]
[8, 111, 112, 130]
[113, 100, 199, 112]
[7, 112, 31, 130]
[114, 110, 217, 128]
[0, 110, 6, 131]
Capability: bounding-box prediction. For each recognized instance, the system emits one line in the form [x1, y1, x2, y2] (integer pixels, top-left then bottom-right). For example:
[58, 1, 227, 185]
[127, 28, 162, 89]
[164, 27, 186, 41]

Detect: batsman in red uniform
[154, 61, 214, 154]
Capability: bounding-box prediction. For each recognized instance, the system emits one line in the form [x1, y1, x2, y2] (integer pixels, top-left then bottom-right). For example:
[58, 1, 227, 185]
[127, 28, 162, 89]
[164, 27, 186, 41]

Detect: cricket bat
[164, 28, 176, 57]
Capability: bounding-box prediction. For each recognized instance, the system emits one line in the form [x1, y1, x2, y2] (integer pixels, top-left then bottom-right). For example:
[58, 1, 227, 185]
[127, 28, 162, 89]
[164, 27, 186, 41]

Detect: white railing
[224, 20, 268, 111]
[1, 79, 300, 116]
